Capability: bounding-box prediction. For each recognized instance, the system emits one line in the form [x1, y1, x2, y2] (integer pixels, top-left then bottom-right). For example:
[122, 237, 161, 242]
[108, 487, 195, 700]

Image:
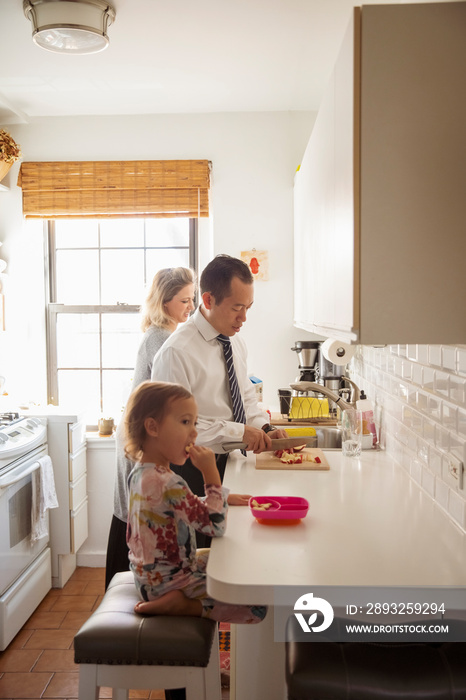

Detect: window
[46, 217, 197, 426]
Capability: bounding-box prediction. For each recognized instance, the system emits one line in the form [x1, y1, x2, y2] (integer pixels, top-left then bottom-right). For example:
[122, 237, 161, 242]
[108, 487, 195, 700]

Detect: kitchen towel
[31, 455, 58, 543]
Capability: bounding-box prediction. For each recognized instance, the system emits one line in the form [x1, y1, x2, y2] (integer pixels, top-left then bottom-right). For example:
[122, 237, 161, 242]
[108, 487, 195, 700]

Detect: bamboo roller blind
[18, 160, 211, 219]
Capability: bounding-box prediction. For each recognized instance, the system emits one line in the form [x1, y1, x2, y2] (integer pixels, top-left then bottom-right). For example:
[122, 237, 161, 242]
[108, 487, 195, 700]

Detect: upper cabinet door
[294, 2, 466, 344]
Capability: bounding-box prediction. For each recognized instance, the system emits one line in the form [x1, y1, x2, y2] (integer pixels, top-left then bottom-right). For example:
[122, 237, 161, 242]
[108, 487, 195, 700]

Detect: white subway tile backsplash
[442, 346, 457, 372]
[401, 360, 412, 382]
[411, 408, 423, 433]
[435, 424, 450, 452]
[382, 373, 392, 393]
[429, 345, 442, 367]
[448, 435, 465, 463]
[416, 391, 428, 412]
[422, 366, 435, 392]
[458, 410, 466, 439]
[411, 363, 423, 386]
[394, 357, 403, 378]
[399, 381, 409, 402]
[417, 345, 429, 365]
[434, 371, 449, 398]
[351, 342, 466, 533]
[370, 348, 381, 370]
[397, 422, 410, 446]
[458, 348, 466, 376]
[428, 446, 443, 475]
[442, 403, 458, 431]
[410, 458, 423, 484]
[423, 418, 436, 445]
[417, 440, 429, 464]
[448, 491, 466, 530]
[402, 405, 414, 429]
[407, 386, 417, 407]
[449, 375, 466, 405]
[386, 354, 396, 374]
[407, 430, 418, 453]
[427, 395, 441, 421]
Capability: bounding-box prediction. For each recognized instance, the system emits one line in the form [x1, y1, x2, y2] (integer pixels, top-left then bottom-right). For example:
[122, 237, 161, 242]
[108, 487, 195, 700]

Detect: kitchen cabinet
[294, 2, 466, 344]
[30, 409, 88, 587]
[50, 414, 88, 587]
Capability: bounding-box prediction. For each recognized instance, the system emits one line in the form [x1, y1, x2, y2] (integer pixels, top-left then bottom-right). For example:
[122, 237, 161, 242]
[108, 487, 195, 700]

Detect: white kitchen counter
[206, 448, 466, 700]
[207, 449, 466, 606]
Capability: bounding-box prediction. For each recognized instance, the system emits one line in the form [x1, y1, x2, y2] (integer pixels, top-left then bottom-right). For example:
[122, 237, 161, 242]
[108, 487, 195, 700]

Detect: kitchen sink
[309, 427, 342, 450]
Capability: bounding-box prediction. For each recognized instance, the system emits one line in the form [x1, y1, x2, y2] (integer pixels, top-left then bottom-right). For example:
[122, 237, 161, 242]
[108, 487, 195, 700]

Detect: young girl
[125, 380, 267, 623]
[106, 267, 195, 590]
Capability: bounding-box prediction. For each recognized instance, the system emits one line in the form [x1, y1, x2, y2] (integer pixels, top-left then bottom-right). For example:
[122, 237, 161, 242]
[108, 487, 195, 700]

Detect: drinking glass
[341, 409, 363, 458]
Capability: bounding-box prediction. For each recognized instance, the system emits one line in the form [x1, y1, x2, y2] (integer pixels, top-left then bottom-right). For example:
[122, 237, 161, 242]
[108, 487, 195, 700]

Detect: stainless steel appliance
[0, 412, 52, 650]
[290, 341, 320, 382]
[279, 341, 352, 420]
[318, 345, 347, 395]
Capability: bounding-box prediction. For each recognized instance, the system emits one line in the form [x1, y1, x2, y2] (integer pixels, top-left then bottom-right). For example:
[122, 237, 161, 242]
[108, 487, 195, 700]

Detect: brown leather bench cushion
[286, 639, 466, 700]
[74, 572, 216, 668]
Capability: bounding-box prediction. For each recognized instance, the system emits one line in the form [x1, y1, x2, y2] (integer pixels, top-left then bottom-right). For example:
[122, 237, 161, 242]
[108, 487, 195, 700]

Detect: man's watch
[262, 423, 277, 434]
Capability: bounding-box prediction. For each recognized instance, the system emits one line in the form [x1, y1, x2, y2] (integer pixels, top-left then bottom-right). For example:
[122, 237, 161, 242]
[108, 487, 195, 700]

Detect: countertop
[207, 448, 466, 606]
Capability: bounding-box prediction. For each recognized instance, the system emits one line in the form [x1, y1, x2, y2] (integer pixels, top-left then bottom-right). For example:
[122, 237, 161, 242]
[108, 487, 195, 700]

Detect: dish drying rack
[278, 380, 356, 423]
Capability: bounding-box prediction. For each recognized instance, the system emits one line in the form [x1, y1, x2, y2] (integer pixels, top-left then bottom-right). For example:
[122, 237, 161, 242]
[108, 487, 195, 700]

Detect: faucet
[289, 379, 360, 412]
[340, 376, 361, 404]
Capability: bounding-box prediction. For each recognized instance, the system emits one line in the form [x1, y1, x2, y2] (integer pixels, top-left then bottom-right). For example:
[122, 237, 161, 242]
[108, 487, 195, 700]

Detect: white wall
[0, 111, 317, 411]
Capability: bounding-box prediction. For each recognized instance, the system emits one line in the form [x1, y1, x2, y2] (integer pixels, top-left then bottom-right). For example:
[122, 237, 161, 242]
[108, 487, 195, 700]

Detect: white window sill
[86, 431, 116, 448]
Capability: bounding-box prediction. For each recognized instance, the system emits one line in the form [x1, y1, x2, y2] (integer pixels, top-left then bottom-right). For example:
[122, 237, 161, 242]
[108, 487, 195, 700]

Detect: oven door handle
[0, 460, 42, 493]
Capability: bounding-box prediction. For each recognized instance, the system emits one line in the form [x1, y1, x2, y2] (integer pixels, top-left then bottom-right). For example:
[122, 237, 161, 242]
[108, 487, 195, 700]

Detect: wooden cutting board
[255, 448, 330, 470]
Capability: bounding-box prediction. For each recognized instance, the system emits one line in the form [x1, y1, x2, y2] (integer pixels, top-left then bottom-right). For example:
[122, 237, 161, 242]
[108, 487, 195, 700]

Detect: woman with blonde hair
[105, 266, 195, 589]
[140, 266, 195, 332]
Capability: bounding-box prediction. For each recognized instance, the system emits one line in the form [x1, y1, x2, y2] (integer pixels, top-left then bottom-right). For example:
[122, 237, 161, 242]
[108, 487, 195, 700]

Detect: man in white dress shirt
[151, 254, 286, 490]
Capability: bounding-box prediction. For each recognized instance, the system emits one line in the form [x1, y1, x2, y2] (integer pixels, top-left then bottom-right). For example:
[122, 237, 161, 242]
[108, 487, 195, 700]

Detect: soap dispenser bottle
[356, 390, 377, 448]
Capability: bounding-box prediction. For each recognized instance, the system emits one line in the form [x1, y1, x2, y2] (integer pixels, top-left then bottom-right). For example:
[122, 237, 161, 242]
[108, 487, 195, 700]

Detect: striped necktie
[217, 334, 247, 447]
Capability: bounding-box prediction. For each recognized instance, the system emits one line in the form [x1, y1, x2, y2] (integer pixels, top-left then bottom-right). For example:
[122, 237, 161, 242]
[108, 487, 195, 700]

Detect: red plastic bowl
[249, 496, 309, 523]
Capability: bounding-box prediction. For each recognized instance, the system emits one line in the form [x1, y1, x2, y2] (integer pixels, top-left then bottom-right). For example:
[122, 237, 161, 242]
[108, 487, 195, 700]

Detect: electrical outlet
[448, 456, 464, 490]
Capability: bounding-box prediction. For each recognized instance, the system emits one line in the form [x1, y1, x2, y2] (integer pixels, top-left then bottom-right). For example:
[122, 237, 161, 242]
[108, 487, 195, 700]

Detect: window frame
[45, 218, 198, 414]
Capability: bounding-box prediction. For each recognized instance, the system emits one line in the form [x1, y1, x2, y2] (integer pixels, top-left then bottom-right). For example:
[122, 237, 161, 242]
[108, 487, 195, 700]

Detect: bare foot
[134, 589, 202, 617]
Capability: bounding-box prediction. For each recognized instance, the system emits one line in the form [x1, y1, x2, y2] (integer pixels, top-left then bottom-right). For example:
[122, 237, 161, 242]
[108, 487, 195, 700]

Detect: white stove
[0, 413, 47, 469]
[0, 411, 52, 650]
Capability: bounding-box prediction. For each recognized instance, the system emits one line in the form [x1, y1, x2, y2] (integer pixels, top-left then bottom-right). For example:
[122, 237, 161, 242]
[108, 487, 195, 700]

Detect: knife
[222, 437, 316, 452]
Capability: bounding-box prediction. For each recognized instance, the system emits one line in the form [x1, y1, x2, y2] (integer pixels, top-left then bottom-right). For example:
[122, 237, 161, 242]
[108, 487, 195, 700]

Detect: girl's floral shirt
[127, 463, 228, 592]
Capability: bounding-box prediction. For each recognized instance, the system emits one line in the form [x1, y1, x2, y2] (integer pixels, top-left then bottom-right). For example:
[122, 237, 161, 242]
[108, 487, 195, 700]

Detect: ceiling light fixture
[23, 0, 116, 55]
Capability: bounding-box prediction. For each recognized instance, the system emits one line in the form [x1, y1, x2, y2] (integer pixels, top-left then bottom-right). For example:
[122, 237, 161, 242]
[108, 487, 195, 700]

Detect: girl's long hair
[124, 380, 193, 462]
[141, 267, 195, 331]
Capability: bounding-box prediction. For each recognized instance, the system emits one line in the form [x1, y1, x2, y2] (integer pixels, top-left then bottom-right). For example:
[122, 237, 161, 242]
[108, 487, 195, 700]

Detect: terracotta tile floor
[0, 567, 229, 700]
